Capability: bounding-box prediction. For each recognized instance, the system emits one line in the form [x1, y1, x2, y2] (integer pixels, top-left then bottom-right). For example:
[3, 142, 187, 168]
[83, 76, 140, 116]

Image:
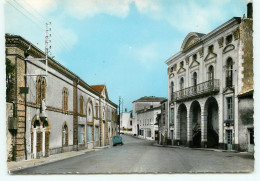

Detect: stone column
[187, 109, 192, 147]
[201, 113, 207, 148]
[33, 129, 37, 158]
[174, 104, 180, 145]
[42, 129, 45, 157]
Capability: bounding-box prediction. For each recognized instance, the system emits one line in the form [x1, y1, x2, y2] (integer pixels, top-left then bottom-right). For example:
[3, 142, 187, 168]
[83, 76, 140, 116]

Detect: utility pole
[118, 96, 121, 135]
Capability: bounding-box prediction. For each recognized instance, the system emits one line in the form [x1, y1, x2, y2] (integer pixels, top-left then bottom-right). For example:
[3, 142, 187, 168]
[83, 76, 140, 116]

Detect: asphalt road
[12, 134, 254, 174]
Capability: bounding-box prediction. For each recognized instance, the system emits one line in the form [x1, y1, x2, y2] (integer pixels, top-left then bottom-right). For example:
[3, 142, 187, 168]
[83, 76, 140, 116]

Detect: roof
[136, 106, 161, 114]
[5, 34, 118, 108]
[165, 17, 242, 64]
[133, 96, 167, 103]
[238, 89, 254, 98]
[91, 85, 105, 93]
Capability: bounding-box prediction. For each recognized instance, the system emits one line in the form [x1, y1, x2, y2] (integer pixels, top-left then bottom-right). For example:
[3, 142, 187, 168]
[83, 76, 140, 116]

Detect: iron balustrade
[172, 79, 220, 102]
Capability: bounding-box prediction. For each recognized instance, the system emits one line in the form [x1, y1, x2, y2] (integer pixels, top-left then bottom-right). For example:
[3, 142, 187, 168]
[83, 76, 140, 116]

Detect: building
[132, 96, 166, 140]
[5, 34, 118, 161]
[120, 110, 133, 134]
[165, 3, 253, 151]
[158, 99, 171, 145]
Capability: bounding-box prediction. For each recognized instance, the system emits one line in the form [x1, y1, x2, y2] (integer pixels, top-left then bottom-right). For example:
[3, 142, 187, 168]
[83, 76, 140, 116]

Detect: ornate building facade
[165, 3, 253, 151]
[6, 34, 118, 161]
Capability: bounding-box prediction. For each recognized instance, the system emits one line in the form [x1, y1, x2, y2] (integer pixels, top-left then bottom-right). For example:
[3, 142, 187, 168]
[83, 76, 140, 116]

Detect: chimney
[247, 2, 253, 19]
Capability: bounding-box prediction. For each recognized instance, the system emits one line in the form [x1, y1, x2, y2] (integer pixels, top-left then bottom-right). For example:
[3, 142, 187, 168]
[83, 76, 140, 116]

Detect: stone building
[132, 96, 166, 140]
[165, 3, 253, 152]
[5, 34, 118, 161]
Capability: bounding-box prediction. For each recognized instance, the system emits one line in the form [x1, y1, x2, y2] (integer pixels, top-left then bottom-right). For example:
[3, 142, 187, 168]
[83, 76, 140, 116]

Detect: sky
[4, 0, 247, 111]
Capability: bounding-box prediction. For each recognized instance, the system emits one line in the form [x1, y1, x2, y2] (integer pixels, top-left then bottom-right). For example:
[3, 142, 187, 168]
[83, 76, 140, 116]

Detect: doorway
[226, 130, 233, 150]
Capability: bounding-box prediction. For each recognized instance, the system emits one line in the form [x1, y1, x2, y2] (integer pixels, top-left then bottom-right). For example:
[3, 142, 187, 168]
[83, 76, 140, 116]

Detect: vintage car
[112, 136, 123, 146]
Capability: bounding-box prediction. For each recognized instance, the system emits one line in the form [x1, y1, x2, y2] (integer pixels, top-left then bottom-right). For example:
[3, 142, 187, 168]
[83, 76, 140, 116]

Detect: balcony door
[193, 72, 197, 93]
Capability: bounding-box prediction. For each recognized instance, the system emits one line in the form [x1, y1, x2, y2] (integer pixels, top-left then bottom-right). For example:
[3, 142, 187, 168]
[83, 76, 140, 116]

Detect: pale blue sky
[5, 0, 247, 111]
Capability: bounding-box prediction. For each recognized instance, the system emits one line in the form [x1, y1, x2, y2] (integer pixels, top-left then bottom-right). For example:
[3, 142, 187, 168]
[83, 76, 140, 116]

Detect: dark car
[112, 136, 123, 146]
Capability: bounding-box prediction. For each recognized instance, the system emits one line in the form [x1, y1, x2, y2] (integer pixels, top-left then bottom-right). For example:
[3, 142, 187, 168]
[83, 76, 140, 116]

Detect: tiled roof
[91, 85, 105, 93]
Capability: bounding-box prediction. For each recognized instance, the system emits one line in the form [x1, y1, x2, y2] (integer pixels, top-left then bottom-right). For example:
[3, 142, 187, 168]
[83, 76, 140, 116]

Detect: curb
[153, 143, 251, 154]
[8, 148, 101, 173]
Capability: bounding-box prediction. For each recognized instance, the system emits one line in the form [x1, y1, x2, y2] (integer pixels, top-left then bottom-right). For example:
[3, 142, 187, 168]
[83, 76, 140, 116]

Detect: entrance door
[248, 128, 254, 152]
[226, 130, 232, 150]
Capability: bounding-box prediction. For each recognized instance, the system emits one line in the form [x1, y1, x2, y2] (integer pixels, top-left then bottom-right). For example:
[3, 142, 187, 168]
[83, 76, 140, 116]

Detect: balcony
[171, 79, 220, 102]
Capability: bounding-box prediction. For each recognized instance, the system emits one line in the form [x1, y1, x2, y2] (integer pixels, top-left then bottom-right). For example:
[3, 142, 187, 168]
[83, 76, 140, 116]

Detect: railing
[192, 123, 201, 138]
[171, 79, 220, 102]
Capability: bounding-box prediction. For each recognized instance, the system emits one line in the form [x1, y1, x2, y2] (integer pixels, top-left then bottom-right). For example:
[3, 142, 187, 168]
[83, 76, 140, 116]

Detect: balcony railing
[171, 79, 220, 102]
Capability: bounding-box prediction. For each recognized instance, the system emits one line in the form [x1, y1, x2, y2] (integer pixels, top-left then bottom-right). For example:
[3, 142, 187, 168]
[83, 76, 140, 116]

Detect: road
[12, 134, 254, 174]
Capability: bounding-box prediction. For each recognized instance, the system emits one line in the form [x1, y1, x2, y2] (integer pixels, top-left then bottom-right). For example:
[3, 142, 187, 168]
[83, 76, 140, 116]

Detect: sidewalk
[7, 146, 110, 173]
[153, 143, 254, 155]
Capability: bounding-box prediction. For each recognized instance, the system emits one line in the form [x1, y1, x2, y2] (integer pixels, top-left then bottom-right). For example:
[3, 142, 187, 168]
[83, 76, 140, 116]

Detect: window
[36, 76, 46, 105]
[95, 103, 98, 118]
[179, 77, 184, 90]
[226, 34, 233, 45]
[62, 87, 69, 111]
[208, 45, 214, 53]
[193, 54, 197, 61]
[226, 97, 233, 120]
[78, 125, 84, 144]
[208, 65, 214, 81]
[94, 126, 99, 141]
[130, 120, 132, 126]
[226, 58, 233, 87]
[87, 125, 93, 142]
[62, 123, 68, 146]
[162, 113, 165, 125]
[171, 81, 174, 101]
[170, 108, 174, 124]
[193, 72, 197, 86]
[80, 96, 84, 115]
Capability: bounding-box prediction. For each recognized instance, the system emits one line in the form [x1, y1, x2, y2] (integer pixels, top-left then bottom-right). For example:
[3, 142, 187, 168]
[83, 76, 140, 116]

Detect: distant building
[165, 3, 253, 151]
[132, 96, 166, 140]
[120, 110, 133, 134]
[5, 34, 118, 161]
[158, 99, 170, 145]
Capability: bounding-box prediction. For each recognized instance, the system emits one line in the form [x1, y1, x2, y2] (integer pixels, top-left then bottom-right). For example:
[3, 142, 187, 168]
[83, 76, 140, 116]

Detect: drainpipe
[24, 57, 27, 160]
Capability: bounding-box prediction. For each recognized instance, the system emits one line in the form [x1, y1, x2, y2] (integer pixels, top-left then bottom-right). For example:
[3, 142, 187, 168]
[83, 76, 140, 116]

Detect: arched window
[171, 81, 174, 101]
[41, 78, 46, 101]
[208, 65, 214, 81]
[62, 88, 68, 111]
[179, 77, 184, 90]
[62, 123, 68, 146]
[80, 96, 84, 115]
[36, 76, 46, 105]
[193, 72, 197, 86]
[226, 58, 233, 87]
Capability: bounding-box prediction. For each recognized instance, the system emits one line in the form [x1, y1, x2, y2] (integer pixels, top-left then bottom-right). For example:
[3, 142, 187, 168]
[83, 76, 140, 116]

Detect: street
[12, 134, 254, 174]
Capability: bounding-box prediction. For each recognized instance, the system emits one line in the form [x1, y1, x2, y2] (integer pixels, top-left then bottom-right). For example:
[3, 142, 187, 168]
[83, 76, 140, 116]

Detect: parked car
[112, 136, 123, 146]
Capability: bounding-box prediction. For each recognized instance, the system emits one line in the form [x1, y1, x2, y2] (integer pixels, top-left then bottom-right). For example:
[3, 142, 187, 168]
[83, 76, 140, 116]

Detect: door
[226, 130, 232, 150]
[248, 128, 254, 152]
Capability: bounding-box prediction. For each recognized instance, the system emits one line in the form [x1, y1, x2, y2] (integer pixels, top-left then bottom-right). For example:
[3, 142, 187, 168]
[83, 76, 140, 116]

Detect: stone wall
[240, 19, 253, 93]
[238, 97, 254, 151]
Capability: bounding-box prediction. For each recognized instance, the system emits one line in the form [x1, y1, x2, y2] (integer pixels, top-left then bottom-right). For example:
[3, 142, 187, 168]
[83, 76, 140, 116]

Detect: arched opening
[62, 123, 68, 147]
[86, 99, 94, 143]
[190, 101, 201, 147]
[204, 97, 219, 148]
[178, 103, 187, 145]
